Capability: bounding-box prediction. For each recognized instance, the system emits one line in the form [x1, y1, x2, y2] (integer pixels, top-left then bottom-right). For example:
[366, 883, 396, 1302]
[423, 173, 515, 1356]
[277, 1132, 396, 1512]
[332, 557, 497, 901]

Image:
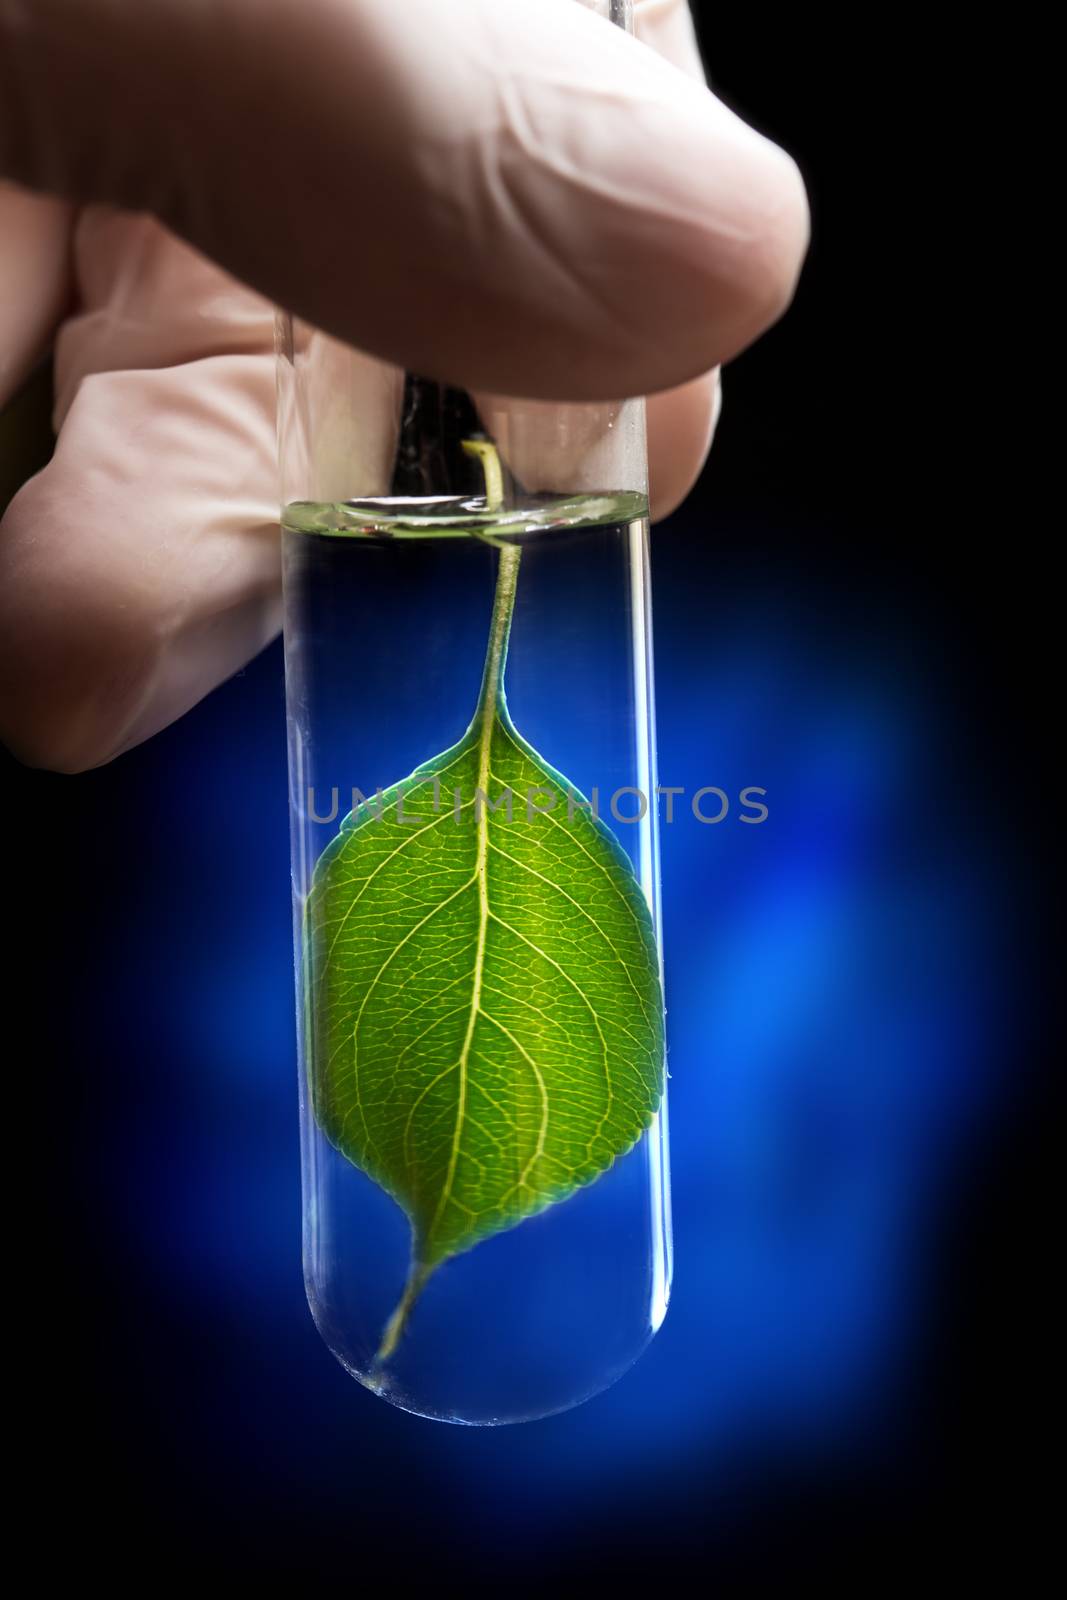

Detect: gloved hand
[0, 0, 808, 772]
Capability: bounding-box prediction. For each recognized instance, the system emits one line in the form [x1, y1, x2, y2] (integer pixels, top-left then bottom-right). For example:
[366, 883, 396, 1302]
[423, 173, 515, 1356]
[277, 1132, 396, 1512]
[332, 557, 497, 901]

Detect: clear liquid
[282, 492, 670, 1424]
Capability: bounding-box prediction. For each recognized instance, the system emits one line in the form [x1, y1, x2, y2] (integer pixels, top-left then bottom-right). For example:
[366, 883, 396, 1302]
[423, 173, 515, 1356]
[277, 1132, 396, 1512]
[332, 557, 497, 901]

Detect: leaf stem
[477, 542, 522, 718]
[460, 436, 523, 720]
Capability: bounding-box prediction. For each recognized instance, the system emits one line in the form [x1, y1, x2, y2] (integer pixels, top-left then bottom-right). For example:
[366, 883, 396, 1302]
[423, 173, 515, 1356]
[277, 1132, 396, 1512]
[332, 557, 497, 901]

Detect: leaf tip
[373, 1259, 437, 1367]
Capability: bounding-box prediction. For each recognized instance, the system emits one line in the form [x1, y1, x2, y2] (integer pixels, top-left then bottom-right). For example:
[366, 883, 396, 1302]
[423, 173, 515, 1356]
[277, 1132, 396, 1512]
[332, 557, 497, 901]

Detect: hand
[0, 0, 808, 772]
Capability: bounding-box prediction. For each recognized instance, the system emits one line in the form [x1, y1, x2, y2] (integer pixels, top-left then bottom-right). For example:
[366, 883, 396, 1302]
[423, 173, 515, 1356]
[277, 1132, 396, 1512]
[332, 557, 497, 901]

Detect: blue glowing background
[8, 485, 1029, 1572]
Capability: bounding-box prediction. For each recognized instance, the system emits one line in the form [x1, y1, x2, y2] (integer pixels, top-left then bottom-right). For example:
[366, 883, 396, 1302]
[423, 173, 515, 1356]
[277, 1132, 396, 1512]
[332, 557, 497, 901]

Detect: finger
[634, 0, 705, 80]
[472, 3, 726, 513]
[0, 212, 281, 772]
[646, 367, 722, 521]
[0, 182, 72, 407]
[3, 0, 808, 402]
[635, 0, 720, 520]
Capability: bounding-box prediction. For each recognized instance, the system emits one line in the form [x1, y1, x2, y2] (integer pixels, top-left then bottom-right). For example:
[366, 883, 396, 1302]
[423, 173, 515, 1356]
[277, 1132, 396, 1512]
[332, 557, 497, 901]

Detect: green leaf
[304, 532, 664, 1363]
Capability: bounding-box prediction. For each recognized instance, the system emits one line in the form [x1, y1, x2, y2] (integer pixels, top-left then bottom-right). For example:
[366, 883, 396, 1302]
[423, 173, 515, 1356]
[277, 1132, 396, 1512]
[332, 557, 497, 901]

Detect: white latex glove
[0, 0, 808, 772]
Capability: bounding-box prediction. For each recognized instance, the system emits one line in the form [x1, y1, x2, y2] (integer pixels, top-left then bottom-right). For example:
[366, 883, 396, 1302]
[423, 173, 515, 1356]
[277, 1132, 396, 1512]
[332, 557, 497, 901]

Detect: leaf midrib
[426, 650, 495, 1247]
[412, 540, 522, 1252]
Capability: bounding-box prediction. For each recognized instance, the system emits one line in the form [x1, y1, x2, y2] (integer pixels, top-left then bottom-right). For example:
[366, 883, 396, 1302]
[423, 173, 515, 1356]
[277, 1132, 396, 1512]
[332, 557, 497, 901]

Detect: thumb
[1, 0, 807, 401]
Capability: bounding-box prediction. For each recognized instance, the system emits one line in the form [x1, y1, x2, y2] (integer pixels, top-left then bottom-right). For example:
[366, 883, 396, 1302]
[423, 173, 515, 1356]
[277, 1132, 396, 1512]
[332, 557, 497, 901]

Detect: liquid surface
[281, 489, 649, 541]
